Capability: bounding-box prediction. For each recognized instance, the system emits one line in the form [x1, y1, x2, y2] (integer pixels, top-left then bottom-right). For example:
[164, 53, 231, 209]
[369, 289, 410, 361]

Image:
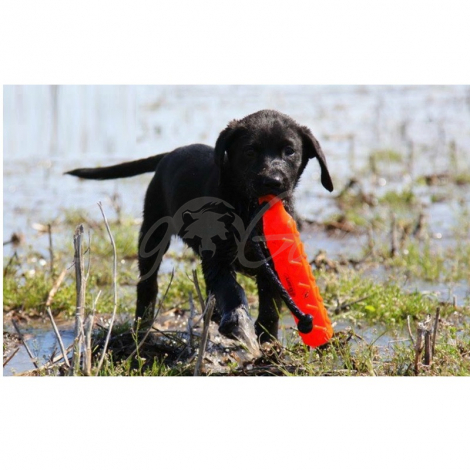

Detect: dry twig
[83, 291, 101, 375]
[431, 307, 440, 356]
[334, 295, 372, 314]
[96, 203, 118, 374]
[45, 267, 67, 307]
[71, 224, 86, 374]
[192, 269, 205, 313]
[3, 347, 20, 367]
[12, 319, 39, 369]
[187, 293, 196, 352]
[194, 294, 215, 376]
[46, 306, 71, 368]
[414, 314, 433, 375]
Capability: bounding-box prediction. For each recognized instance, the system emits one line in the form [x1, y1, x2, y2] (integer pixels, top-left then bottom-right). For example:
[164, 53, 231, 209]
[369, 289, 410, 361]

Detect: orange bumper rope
[259, 195, 333, 348]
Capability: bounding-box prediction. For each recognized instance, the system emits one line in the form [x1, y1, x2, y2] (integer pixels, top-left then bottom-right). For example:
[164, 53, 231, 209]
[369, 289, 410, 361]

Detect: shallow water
[3, 321, 75, 376]
[3, 86, 470, 374]
[3, 314, 399, 376]
[4, 87, 469, 289]
[4, 85, 470, 246]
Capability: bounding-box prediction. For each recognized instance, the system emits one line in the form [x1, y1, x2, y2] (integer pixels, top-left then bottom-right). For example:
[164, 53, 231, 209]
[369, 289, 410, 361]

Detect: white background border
[2, 1, 469, 469]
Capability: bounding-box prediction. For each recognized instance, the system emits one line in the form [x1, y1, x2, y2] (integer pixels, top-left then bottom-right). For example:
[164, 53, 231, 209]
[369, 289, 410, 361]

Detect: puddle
[3, 321, 75, 376]
[5, 310, 401, 376]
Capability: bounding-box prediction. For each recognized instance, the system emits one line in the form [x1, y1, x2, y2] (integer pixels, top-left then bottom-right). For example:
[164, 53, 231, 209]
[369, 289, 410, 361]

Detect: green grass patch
[318, 267, 448, 326]
[382, 239, 470, 283]
[379, 189, 416, 207]
[369, 149, 404, 164]
[4, 205, 469, 376]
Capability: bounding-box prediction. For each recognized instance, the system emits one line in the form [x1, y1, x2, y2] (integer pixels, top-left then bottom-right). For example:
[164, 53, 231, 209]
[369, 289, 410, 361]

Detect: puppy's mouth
[256, 188, 285, 199]
[252, 174, 290, 199]
[254, 185, 290, 199]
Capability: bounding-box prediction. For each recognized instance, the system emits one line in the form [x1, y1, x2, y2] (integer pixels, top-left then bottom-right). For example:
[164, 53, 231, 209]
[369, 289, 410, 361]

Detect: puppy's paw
[218, 307, 244, 338]
[218, 305, 254, 338]
[219, 306, 260, 356]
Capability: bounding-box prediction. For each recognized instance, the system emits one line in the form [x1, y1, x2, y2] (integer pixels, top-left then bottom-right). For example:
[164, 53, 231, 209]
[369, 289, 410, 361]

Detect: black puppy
[66, 110, 333, 342]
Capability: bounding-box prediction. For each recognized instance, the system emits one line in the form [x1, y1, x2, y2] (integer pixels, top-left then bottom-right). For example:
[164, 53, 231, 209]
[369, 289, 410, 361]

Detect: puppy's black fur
[66, 110, 333, 342]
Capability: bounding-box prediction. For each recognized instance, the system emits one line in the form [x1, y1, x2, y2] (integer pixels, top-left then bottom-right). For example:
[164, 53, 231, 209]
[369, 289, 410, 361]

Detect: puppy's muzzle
[255, 175, 285, 196]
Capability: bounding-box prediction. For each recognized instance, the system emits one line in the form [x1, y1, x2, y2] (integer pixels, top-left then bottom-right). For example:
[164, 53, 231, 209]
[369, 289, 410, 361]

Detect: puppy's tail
[65, 153, 168, 180]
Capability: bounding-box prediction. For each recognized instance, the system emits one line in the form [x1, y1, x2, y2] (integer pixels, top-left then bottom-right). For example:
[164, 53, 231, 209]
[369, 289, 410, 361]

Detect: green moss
[379, 189, 416, 207]
[369, 149, 405, 164]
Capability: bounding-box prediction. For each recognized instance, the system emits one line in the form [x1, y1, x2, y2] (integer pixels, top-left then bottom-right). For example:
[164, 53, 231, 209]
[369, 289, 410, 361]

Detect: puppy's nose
[259, 175, 283, 191]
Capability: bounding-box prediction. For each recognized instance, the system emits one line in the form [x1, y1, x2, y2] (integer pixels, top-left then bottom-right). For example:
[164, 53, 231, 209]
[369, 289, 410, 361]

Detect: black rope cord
[249, 202, 314, 334]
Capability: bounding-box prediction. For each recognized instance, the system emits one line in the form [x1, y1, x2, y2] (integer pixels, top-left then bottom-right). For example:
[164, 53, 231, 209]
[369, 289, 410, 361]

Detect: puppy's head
[214, 110, 333, 200]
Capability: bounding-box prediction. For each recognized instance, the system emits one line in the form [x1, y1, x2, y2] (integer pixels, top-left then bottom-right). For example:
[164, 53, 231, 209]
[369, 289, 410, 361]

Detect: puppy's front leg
[202, 258, 249, 338]
[255, 272, 282, 342]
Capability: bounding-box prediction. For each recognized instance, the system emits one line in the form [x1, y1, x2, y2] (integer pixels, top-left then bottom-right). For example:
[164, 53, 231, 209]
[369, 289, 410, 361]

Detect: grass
[369, 149, 405, 164]
[378, 189, 416, 208]
[318, 266, 449, 325]
[90, 314, 470, 376]
[3, 145, 470, 376]
[5, 238, 469, 376]
[384, 239, 470, 283]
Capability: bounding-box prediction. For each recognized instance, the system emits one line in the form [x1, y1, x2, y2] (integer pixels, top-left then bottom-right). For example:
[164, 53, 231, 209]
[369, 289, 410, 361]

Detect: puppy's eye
[245, 148, 257, 158]
[284, 146, 295, 156]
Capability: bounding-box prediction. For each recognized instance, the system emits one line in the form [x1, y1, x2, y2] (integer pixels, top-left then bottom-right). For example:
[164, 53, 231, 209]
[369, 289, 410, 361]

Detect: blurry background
[4, 85, 470, 231]
[3, 85, 470, 299]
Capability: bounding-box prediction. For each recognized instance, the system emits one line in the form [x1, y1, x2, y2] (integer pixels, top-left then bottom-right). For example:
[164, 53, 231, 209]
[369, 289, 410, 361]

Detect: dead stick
[415, 315, 432, 373]
[192, 270, 205, 313]
[46, 307, 71, 368]
[424, 328, 432, 365]
[194, 295, 215, 376]
[187, 293, 196, 352]
[34, 345, 74, 370]
[96, 203, 118, 374]
[431, 307, 440, 356]
[334, 295, 372, 314]
[19, 344, 75, 375]
[71, 224, 86, 375]
[3, 347, 20, 367]
[12, 320, 39, 369]
[83, 291, 100, 376]
[407, 315, 416, 346]
[151, 325, 187, 348]
[48, 223, 54, 274]
[45, 267, 67, 307]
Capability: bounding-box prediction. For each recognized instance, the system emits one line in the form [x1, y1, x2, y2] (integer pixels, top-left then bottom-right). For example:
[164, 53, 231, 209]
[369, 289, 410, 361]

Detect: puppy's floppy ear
[214, 120, 243, 169]
[299, 125, 334, 192]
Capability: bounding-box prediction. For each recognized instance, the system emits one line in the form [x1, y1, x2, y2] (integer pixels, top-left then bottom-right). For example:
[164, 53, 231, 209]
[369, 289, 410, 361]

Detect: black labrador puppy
[66, 109, 333, 342]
